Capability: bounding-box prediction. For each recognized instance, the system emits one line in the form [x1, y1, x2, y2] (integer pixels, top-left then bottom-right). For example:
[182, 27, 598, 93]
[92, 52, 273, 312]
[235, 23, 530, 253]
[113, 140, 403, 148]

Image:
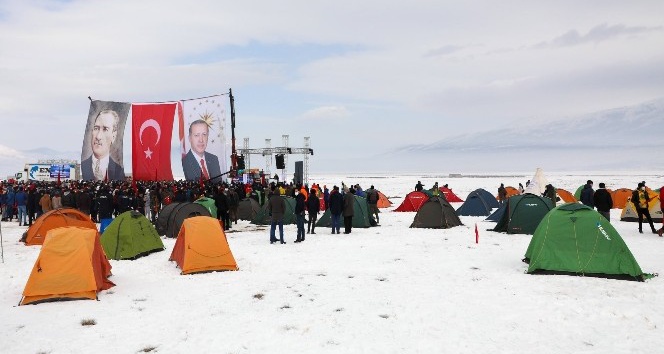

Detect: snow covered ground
[1, 171, 663, 353]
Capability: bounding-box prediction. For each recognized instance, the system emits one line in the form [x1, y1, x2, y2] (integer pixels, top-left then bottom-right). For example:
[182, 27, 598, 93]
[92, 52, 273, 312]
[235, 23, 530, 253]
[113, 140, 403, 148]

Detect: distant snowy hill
[376, 98, 664, 173]
[403, 98, 664, 153]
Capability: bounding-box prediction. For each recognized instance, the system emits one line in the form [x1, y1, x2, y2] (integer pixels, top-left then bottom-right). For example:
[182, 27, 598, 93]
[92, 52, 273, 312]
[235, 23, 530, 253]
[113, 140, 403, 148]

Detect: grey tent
[237, 198, 261, 221]
[410, 197, 463, 229]
[156, 202, 211, 238]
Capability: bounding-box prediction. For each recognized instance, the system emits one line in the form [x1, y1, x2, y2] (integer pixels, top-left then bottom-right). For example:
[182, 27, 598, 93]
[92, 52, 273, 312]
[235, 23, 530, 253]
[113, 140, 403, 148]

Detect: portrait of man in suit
[81, 109, 126, 181]
[182, 119, 222, 181]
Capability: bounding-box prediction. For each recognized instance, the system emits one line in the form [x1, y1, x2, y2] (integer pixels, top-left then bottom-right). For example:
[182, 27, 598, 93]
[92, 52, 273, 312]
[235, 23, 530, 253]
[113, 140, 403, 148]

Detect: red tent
[440, 187, 463, 202]
[394, 191, 428, 212]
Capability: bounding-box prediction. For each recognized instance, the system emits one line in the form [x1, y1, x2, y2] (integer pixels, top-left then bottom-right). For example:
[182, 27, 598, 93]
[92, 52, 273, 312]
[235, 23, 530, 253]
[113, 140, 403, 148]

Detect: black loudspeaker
[236, 156, 245, 170]
[275, 154, 285, 169]
[294, 161, 303, 185]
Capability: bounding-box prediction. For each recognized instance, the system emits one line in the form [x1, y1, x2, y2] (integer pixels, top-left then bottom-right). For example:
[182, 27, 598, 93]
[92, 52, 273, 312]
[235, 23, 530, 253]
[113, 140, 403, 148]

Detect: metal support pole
[282, 134, 289, 183]
[304, 136, 310, 186]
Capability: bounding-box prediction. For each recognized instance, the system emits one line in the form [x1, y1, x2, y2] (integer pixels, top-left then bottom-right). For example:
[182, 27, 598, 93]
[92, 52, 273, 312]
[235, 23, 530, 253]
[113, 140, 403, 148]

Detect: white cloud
[299, 105, 350, 121]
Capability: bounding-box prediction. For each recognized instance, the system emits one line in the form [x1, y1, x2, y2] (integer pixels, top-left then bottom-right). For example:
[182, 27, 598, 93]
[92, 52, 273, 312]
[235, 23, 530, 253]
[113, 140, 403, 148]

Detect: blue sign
[50, 165, 71, 179]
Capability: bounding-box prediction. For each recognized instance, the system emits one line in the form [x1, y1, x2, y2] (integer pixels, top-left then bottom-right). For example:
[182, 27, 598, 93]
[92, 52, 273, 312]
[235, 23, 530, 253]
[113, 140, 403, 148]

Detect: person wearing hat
[593, 182, 613, 221]
[632, 182, 657, 234]
[342, 187, 355, 234]
[414, 181, 424, 192]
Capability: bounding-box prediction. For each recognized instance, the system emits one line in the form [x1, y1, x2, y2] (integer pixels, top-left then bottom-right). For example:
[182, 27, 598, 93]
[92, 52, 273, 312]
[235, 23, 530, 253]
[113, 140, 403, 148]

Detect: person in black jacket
[593, 182, 613, 221]
[580, 180, 594, 207]
[26, 187, 38, 226]
[328, 186, 343, 234]
[214, 186, 230, 230]
[294, 188, 306, 242]
[342, 187, 355, 234]
[306, 188, 320, 234]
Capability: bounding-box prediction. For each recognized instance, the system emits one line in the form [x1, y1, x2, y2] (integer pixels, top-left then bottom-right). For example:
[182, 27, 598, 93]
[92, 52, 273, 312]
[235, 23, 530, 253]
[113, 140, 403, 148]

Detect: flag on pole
[475, 223, 479, 244]
[132, 103, 177, 181]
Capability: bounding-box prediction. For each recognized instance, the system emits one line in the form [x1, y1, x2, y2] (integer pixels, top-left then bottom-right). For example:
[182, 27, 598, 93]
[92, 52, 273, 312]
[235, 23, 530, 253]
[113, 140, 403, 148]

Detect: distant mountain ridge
[401, 97, 664, 153]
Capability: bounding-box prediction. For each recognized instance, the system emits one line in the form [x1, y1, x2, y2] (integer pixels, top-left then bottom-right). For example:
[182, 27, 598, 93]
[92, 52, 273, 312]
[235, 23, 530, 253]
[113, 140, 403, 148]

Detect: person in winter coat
[51, 192, 63, 209]
[323, 186, 330, 211]
[61, 187, 77, 209]
[414, 181, 424, 192]
[27, 187, 38, 226]
[342, 187, 355, 234]
[328, 186, 343, 234]
[632, 182, 656, 234]
[580, 180, 594, 207]
[4, 187, 15, 221]
[593, 182, 613, 221]
[267, 187, 286, 244]
[498, 184, 508, 205]
[294, 188, 306, 243]
[214, 186, 230, 230]
[306, 188, 320, 234]
[95, 187, 114, 221]
[77, 187, 92, 217]
[15, 187, 27, 226]
[544, 184, 557, 206]
[39, 190, 52, 214]
[366, 185, 380, 224]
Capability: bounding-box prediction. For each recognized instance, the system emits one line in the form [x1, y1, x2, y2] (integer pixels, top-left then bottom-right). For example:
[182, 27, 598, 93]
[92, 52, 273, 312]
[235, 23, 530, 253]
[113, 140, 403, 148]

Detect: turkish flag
[132, 103, 176, 181]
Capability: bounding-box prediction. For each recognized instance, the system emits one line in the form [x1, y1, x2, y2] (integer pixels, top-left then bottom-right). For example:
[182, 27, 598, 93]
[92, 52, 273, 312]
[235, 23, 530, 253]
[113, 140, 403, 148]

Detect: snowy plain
[1, 171, 663, 354]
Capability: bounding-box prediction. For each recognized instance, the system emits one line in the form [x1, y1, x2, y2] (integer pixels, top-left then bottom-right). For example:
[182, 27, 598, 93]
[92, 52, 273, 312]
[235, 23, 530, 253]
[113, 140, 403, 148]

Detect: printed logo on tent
[597, 222, 611, 241]
[525, 203, 538, 207]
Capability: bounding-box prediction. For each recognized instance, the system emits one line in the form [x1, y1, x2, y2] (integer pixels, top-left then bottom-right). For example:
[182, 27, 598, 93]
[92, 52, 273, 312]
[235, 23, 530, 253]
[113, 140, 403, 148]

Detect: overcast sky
[0, 1, 663, 175]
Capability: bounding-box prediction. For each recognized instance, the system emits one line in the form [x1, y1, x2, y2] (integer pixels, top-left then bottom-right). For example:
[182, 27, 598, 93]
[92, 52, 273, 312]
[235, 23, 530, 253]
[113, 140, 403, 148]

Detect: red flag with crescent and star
[132, 103, 176, 181]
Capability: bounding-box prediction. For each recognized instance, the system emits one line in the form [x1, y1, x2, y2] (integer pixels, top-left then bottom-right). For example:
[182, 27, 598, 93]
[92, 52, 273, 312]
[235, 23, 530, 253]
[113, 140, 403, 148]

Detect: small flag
[475, 223, 479, 244]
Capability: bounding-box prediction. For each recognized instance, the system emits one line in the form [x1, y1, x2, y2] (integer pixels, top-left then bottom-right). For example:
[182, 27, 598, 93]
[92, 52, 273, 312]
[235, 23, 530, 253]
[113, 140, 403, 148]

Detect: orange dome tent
[169, 216, 239, 275]
[611, 188, 633, 209]
[22, 208, 97, 246]
[20, 227, 114, 305]
[377, 190, 392, 208]
[496, 186, 520, 200]
[556, 188, 577, 203]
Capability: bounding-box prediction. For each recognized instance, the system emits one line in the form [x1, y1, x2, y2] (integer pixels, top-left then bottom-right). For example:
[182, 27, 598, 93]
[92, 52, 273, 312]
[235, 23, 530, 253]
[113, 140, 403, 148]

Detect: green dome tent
[316, 195, 373, 228]
[410, 196, 462, 229]
[194, 197, 217, 218]
[493, 194, 554, 234]
[101, 210, 165, 260]
[524, 203, 652, 281]
[251, 196, 297, 225]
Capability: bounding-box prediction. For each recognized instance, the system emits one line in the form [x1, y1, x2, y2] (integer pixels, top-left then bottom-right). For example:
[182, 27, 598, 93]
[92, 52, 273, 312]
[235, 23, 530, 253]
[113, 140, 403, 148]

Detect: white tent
[524, 167, 549, 195]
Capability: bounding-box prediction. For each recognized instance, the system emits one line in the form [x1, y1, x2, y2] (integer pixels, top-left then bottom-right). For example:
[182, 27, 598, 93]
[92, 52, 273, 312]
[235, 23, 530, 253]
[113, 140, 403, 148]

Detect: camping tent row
[524, 203, 652, 281]
[21, 216, 238, 305]
[250, 194, 378, 228]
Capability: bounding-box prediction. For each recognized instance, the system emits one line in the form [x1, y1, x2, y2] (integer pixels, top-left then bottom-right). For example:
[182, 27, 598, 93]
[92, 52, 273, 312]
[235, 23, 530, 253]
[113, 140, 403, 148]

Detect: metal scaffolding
[237, 135, 314, 184]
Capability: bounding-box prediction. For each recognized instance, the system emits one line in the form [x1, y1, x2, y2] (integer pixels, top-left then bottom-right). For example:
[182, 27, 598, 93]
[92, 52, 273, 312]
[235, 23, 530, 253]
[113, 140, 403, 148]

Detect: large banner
[132, 103, 177, 181]
[178, 96, 227, 182]
[81, 100, 130, 181]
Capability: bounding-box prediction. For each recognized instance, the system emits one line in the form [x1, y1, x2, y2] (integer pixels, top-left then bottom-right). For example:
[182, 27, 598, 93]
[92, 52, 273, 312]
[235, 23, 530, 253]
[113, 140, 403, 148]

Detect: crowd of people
[2, 176, 662, 243]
